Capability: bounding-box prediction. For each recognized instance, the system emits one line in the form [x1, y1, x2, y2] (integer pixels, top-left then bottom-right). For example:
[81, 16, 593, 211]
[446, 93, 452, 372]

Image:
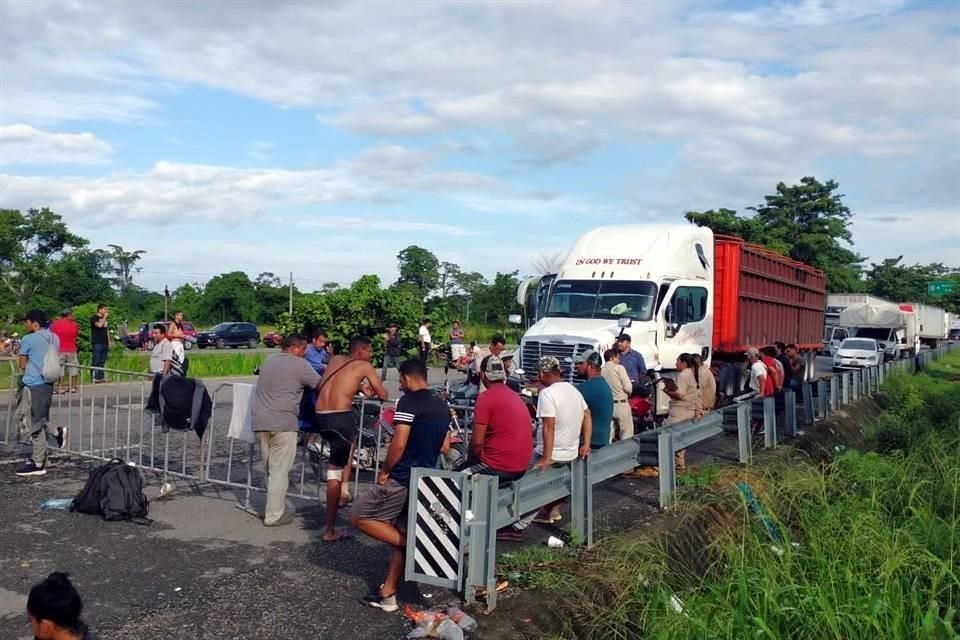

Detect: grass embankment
[100, 350, 266, 378]
[506, 351, 960, 640]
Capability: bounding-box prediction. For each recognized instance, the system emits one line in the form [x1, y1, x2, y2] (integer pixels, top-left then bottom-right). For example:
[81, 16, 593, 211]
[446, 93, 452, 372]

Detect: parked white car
[832, 337, 883, 372]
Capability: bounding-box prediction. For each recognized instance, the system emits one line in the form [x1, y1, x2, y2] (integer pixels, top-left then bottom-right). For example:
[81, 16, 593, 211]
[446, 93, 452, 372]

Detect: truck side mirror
[508, 314, 522, 326]
[617, 317, 632, 329]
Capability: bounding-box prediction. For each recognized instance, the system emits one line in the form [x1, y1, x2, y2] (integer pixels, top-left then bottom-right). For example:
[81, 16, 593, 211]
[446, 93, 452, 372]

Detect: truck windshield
[546, 280, 657, 321]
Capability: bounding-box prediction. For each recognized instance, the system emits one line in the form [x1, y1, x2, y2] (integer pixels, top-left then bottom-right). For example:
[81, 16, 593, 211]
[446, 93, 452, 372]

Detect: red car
[263, 331, 283, 348]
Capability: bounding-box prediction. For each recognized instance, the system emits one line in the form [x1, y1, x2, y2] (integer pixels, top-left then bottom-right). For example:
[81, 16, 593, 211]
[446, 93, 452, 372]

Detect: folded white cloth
[227, 383, 256, 443]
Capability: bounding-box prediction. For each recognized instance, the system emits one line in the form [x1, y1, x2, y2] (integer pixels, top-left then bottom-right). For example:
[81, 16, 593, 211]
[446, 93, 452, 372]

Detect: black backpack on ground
[70, 458, 152, 525]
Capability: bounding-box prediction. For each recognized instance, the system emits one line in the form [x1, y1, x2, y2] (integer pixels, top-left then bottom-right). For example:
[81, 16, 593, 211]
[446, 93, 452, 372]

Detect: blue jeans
[92, 343, 109, 380]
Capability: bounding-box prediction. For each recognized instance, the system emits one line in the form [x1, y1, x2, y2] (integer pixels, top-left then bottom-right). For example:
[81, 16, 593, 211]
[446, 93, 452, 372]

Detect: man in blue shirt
[616, 334, 647, 393]
[16, 310, 62, 477]
[574, 350, 614, 448]
[304, 329, 329, 376]
[350, 359, 450, 612]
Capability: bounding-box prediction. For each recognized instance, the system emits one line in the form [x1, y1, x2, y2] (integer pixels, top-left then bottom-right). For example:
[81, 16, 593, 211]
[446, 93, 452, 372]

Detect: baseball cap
[538, 355, 561, 373]
[617, 333, 632, 342]
[573, 349, 603, 367]
[481, 354, 506, 381]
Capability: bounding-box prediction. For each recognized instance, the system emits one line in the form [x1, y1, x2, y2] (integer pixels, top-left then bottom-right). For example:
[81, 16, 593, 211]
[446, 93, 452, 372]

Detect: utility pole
[164, 285, 170, 321]
[289, 272, 293, 316]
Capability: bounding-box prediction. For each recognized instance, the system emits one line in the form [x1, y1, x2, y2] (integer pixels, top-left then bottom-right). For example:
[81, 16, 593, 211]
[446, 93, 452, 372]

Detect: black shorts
[313, 411, 357, 468]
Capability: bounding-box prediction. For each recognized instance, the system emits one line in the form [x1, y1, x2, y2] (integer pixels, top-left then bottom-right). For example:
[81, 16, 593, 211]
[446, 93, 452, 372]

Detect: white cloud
[0, 124, 113, 164]
[1, 0, 958, 266]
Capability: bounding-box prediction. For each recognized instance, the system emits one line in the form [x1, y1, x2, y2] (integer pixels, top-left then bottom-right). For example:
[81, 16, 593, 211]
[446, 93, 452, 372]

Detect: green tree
[280, 274, 422, 357]
[865, 258, 957, 306]
[253, 271, 291, 324]
[686, 177, 864, 292]
[41, 249, 115, 310]
[199, 271, 258, 324]
[472, 271, 522, 324]
[396, 245, 440, 297]
[171, 283, 204, 320]
[437, 261, 462, 298]
[0, 207, 88, 322]
[105, 244, 147, 295]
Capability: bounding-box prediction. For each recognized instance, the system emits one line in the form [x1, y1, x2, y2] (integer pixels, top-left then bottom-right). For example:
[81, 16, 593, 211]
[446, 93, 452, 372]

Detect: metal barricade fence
[2, 361, 207, 489]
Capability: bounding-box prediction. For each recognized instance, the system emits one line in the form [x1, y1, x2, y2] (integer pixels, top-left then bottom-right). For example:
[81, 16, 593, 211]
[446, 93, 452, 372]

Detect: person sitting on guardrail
[746, 347, 771, 398]
[574, 350, 614, 449]
[314, 336, 389, 543]
[250, 334, 323, 527]
[761, 347, 783, 393]
[350, 359, 450, 613]
[498, 355, 591, 540]
[458, 355, 532, 484]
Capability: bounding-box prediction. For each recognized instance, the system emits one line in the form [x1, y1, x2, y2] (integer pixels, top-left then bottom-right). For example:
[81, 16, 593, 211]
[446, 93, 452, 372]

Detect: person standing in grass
[15, 310, 62, 477]
[50, 309, 80, 394]
[89, 304, 109, 383]
[417, 318, 432, 366]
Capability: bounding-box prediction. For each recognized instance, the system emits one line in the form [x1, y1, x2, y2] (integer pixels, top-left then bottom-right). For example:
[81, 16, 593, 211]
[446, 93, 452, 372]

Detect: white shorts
[450, 344, 467, 360]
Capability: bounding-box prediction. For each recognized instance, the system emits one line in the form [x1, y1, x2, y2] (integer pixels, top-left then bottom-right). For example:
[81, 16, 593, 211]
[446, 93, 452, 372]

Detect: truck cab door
[658, 282, 712, 367]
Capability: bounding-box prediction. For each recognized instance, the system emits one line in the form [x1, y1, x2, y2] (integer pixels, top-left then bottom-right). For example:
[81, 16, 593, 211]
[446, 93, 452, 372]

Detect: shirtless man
[314, 336, 389, 542]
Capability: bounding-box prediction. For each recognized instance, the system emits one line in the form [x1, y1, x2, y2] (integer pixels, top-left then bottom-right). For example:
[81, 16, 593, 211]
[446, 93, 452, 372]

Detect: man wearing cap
[616, 334, 647, 393]
[460, 354, 532, 483]
[49, 309, 80, 394]
[574, 350, 614, 449]
[471, 335, 507, 391]
[602, 349, 634, 440]
[499, 355, 591, 539]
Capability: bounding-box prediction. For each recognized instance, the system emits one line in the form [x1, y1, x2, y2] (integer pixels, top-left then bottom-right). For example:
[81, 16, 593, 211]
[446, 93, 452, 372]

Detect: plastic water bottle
[435, 619, 464, 640]
[446, 607, 478, 632]
[39, 498, 73, 510]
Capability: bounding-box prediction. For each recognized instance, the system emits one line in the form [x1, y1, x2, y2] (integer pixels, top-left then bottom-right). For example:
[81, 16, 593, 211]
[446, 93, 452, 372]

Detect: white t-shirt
[150, 340, 174, 374]
[418, 325, 431, 345]
[749, 360, 767, 394]
[536, 381, 588, 462]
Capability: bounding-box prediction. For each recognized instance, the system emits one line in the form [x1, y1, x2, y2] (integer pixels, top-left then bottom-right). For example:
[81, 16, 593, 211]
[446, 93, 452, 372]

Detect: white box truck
[902, 302, 949, 347]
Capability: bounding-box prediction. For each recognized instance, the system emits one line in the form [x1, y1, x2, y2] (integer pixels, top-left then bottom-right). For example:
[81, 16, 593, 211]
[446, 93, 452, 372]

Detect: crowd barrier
[1, 361, 204, 490]
[405, 342, 959, 611]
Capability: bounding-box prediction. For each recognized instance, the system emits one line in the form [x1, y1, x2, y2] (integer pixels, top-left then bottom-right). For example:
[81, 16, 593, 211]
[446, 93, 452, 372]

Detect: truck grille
[520, 340, 594, 382]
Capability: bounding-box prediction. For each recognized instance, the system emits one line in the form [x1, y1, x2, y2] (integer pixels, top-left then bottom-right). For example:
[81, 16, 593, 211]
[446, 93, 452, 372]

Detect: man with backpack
[16, 310, 63, 477]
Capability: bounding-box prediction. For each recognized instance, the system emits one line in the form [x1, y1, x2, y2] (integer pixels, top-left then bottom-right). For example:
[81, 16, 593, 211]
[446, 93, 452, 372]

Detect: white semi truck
[513, 224, 826, 404]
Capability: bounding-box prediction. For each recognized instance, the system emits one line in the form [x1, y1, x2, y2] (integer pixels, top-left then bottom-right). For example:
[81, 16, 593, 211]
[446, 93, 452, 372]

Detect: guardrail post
[657, 429, 676, 509]
[464, 474, 498, 611]
[784, 389, 797, 438]
[569, 457, 592, 547]
[829, 376, 839, 412]
[841, 372, 850, 405]
[801, 382, 815, 425]
[878, 363, 885, 385]
[763, 396, 777, 449]
[816, 379, 827, 419]
[736, 402, 752, 463]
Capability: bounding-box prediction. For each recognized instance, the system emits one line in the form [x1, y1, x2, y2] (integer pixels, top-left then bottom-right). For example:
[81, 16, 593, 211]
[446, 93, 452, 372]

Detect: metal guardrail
[405, 342, 960, 611]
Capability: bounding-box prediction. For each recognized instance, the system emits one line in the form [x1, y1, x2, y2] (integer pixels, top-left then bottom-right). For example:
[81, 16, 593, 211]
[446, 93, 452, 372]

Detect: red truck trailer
[713, 236, 826, 358]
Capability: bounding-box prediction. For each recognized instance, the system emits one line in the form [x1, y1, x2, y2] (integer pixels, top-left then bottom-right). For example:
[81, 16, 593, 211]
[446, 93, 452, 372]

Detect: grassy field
[506, 350, 960, 640]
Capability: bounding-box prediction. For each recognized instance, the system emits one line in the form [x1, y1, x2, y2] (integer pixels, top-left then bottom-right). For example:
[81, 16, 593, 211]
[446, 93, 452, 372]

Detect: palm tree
[106, 244, 146, 295]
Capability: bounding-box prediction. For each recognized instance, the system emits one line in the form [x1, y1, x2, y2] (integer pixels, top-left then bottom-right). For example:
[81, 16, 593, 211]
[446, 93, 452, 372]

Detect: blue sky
[1, 0, 957, 293]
